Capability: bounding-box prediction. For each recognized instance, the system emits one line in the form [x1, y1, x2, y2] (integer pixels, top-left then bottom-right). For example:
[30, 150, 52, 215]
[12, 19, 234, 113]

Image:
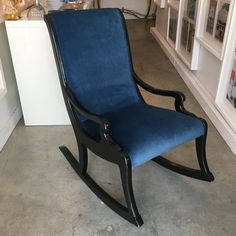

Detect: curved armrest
[64, 86, 111, 140]
[134, 73, 189, 113]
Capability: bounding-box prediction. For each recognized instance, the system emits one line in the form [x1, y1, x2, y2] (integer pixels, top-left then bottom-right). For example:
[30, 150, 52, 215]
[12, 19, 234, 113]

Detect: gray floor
[0, 20, 236, 236]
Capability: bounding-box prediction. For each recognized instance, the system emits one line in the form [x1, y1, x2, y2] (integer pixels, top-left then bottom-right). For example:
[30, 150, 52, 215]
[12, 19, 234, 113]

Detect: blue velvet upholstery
[48, 9, 205, 168]
[48, 9, 141, 115]
[83, 104, 205, 167]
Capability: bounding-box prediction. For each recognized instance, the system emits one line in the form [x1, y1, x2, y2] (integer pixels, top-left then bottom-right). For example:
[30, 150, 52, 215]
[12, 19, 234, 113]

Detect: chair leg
[195, 135, 214, 181]
[119, 162, 144, 227]
[78, 144, 88, 175]
[59, 145, 84, 176]
[59, 145, 143, 227]
[152, 134, 214, 182]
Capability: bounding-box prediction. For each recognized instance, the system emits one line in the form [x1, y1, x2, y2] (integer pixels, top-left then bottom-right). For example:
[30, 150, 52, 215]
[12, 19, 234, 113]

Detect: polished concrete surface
[0, 20, 236, 236]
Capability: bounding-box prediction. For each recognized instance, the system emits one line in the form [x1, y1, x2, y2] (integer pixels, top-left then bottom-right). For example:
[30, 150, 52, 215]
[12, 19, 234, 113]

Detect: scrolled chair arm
[133, 72, 194, 114]
[64, 86, 112, 140]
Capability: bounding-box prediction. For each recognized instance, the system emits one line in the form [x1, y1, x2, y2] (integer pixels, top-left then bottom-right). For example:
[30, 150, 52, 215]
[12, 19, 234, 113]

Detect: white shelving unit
[159, 0, 233, 68]
[151, 0, 236, 155]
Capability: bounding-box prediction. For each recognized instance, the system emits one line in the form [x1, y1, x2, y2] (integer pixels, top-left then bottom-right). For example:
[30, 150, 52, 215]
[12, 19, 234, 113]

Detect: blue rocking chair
[45, 8, 214, 227]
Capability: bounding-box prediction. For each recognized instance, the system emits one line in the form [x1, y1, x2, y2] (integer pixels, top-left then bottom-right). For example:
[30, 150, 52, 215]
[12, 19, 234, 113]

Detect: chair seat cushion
[83, 103, 205, 168]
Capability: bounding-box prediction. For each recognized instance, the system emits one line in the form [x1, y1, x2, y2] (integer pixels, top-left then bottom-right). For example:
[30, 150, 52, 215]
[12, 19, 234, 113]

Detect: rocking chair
[44, 8, 214, 227]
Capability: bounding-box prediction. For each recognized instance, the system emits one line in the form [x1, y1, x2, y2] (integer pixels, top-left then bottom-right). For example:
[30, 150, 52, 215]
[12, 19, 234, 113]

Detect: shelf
[183, 0, 198, 21]
[197, 32, 223, 60]
[154, 0, 166, 8]
[168, 0, 179, 11]
[167, 37, 176, 48]
[177, 46, 192, 67]
[182, 15, 195, 25]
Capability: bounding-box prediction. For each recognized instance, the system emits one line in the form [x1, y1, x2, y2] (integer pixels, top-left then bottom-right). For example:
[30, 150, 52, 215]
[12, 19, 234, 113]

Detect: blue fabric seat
[83, 103, 205, 167]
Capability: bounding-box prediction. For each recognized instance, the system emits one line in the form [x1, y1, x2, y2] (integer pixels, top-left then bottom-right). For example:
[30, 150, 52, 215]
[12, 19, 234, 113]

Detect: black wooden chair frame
[45, 12, 214, 227]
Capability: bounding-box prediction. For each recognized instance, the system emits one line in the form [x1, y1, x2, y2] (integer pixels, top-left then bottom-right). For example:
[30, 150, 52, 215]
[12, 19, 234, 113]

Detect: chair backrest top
[45, 8, 141, 115]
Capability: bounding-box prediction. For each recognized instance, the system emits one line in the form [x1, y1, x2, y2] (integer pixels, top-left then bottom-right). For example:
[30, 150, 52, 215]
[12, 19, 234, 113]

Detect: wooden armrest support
[64, 86, 110, 139]
[133, 73, 193, 114]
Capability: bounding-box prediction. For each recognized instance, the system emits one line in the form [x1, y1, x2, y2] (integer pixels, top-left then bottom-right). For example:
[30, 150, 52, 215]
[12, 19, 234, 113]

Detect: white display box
[5, 20, 70, 126]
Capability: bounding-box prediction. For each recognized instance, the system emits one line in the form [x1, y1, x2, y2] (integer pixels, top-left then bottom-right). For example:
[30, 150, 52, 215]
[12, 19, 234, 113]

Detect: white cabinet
[5, 20, 70, 126]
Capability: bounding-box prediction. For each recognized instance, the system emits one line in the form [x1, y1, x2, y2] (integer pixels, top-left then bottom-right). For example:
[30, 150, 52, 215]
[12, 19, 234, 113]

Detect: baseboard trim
[151, 27, 236, 156]
[0, 104, 22, 151]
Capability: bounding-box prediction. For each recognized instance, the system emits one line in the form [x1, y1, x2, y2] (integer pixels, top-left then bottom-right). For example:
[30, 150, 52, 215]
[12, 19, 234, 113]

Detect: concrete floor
[0, 20, 236, 236]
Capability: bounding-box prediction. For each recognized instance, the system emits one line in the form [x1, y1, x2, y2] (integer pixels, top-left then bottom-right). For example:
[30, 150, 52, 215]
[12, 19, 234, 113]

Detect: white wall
[0, 19, 22, 151]
[99, 0, 155, 19]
